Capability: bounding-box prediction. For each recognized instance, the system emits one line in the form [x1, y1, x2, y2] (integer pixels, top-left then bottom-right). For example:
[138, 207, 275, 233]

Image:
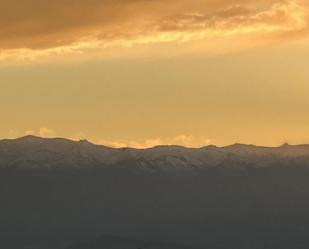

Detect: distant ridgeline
[1, 136, 309, 249]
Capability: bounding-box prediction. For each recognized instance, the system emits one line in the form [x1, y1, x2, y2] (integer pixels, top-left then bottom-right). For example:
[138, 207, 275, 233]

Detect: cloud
[98, 135, 212, 148]
[25, 130, 35, 135]
[22, 127, 55, 138]
[0, 0, 308, 61]
[38, 127, 55, 137]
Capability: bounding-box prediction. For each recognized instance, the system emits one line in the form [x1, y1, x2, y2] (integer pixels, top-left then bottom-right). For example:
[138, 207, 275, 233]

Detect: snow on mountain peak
[1, 136, 309, 171]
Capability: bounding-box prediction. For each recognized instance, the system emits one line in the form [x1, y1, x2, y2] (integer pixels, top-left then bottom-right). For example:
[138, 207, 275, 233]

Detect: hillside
[1, 136, 309, 249]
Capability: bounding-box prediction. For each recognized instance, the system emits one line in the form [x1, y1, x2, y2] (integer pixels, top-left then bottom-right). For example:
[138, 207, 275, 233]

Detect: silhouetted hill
[1, 136, 309, 249]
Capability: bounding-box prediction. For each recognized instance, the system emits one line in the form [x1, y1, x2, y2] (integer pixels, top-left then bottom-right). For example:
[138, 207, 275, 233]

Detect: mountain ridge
[1, 135, 303, 149]
[1, 136, 309, 171]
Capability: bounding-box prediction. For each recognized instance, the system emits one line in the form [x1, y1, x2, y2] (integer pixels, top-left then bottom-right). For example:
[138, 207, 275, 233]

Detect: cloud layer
[99, 135, 212, 149]
[25, 128, 55, 137]
[0, 0, 308, 60]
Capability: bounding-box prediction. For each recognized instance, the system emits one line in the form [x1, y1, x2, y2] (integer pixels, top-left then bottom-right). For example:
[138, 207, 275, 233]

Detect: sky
[0, 0, 309, 148]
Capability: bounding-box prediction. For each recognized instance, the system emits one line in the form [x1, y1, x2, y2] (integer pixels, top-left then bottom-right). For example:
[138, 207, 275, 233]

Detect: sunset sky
[1, 0, 309, 147]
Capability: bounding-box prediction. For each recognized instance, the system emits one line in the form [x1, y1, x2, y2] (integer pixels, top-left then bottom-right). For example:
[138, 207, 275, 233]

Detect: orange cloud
[22, 128, 55, 138]
[98, 135, 212, 149]
[0, 0, 307, 61]
[38, 128, 55, 137]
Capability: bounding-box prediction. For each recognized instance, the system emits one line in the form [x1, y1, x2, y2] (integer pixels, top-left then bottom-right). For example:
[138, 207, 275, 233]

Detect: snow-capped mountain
[2, 136, 309, 249]
[1, 135, 309, 171]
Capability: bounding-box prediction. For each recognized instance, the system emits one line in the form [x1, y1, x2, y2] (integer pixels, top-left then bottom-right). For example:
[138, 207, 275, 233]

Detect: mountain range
[1, 136, 309, 249]
[2, 135, 309, 171]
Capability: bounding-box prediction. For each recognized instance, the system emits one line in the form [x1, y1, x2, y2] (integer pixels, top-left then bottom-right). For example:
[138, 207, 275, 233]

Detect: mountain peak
[78, 139, 95, 147]
[78, 139, 92, 144]
[16, 135, 44, 142]
[224, 143, 256, 149]
[280, 142, 290, 147]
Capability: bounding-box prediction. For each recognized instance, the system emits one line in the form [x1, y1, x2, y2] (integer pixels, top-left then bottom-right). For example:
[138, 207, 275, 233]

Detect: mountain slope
[1, 136, 309, 249]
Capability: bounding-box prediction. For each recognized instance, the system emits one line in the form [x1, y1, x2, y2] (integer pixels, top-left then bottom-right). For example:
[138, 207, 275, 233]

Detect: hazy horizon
[1, 0, 309, 148]
[1, 134, 308, 149]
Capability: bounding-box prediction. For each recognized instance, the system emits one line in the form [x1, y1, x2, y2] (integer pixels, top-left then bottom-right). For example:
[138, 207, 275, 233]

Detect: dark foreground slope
[1, 136, 309, 249]
[66, 235, 195, 249]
